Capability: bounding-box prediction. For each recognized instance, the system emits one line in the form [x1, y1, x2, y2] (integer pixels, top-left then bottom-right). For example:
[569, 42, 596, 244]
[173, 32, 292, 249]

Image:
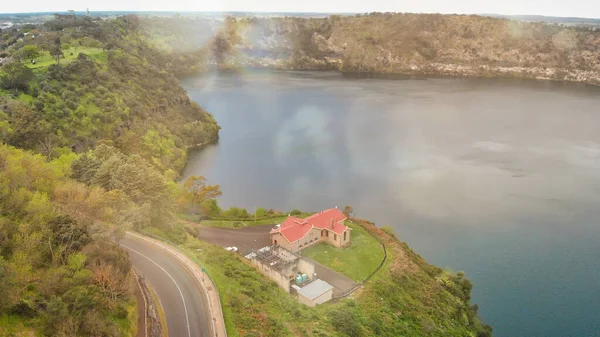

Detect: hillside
[0, 14, 220, 176]
[141, 13, 600, 85]
[0, 144, 136, 336]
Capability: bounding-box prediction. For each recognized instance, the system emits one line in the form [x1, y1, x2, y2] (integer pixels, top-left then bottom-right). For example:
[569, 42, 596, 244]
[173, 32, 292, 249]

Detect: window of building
[344, 231, 347, 241]
[334, 234, 337, 241]
[326, 231, 329, 237]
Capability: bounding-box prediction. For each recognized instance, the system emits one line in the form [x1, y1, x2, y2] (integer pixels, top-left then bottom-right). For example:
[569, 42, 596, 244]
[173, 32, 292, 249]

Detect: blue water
[181, 70, 600, 337]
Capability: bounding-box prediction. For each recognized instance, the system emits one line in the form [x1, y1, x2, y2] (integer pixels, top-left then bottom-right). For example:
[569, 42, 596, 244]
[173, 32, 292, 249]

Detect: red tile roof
[270, 208, 348, 244]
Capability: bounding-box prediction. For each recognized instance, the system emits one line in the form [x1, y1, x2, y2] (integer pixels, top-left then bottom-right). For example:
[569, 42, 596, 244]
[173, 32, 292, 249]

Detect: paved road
[197, 224, 274, 254]
[121, 236, 212, 337]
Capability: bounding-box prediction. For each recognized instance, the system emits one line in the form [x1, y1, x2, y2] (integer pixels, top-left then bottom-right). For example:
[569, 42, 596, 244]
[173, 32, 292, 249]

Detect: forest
[0, 14, 222, 336]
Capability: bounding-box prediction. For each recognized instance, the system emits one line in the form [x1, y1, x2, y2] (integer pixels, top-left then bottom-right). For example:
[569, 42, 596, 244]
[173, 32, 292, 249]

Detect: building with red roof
[270, 207, 351, 252]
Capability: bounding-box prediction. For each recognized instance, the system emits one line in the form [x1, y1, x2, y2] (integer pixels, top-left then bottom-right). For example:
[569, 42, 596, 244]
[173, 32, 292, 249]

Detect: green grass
[0, 315, 36, 336]
[148, 286, 168, 337]
[110, 300, 137, 337]
[26, 47, 106, 69]
[302, 221, 385, 282]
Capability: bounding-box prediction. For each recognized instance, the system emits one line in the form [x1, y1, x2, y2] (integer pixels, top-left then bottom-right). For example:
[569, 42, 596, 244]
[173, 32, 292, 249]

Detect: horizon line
[0, 10, 599, 21]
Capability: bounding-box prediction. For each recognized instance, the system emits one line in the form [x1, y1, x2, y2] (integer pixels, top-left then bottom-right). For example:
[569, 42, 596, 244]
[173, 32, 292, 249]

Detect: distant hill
[484, 14, 600, 26]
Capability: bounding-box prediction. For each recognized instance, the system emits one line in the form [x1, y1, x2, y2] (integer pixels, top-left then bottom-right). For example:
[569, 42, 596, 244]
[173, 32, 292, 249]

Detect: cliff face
[143, 13, 600, 85]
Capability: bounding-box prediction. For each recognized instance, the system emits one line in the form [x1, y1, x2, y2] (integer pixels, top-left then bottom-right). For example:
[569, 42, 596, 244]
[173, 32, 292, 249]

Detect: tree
[183, 176, 222, 214]
[212, 33, 232, 64]
[70, 153, 101, 185]
[6, 102, 51, 149]
[49, 215, 91, 262]
[255, 207, 268, 217]
[0, 62, 34, 91]
[343, 205, 355, 218]
[18, 45, 40, 63]
[201, 198, 221, 217]
[72, 39, 80, 53]
[91, 262, 132, 305]
[50, 45, 64, 64]
[222, 207, 249, 218]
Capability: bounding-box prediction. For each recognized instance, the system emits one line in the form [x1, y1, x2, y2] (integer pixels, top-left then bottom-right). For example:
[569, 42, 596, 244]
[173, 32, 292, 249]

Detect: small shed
[297, 279, 333, 307]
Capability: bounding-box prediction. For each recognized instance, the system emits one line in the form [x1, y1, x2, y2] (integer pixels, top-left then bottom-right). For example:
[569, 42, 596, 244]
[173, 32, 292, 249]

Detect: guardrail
[130, 230, 228, 337]
[132, 270, 149, 337]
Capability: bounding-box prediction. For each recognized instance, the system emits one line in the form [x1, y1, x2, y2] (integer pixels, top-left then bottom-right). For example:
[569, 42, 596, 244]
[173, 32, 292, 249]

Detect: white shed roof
[297, 279, 333, 300]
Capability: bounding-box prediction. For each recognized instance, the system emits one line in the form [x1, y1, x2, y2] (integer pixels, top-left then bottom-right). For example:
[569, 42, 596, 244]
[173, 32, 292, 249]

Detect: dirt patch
[193, 224, 275, 254]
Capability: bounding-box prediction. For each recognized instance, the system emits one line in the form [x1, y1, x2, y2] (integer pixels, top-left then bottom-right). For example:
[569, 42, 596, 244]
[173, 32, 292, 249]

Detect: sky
[1, 0, 599, 19]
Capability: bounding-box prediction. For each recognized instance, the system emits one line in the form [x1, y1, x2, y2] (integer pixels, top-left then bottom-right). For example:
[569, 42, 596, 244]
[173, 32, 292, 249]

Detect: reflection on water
[181, 71, 600, 337]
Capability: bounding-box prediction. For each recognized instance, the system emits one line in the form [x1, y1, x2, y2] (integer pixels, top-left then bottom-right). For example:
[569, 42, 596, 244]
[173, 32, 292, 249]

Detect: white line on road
[122, 244, 192, 337]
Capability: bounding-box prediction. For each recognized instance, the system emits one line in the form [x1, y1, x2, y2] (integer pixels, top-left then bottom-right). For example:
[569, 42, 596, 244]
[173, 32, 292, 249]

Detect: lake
[180, 71, 600, 337]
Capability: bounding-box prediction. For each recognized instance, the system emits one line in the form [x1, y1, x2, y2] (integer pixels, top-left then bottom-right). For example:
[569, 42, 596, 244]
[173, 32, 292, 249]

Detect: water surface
[181, 71, 600, 337]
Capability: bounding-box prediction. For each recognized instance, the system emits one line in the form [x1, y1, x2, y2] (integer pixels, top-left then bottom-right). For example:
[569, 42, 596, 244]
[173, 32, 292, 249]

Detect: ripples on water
[181, 71, 600, 337]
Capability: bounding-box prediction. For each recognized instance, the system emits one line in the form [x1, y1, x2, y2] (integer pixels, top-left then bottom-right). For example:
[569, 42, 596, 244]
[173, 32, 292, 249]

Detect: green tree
[18, 45, 41, 63]
[5, 102, 51, 150]
[201, 198, 222, 217]
[70, 153, 101, 185]
[49, 215, 91, 262]
[255, 207, 268, 217]
[72, 39, 81, 53]
[222, 207, 249, 218]
[50, 45, 64, 64]
[0, 62, 34, 91]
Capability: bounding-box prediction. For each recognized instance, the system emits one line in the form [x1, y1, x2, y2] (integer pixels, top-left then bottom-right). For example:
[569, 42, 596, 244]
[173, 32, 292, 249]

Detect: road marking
[122, 244, 192, 337]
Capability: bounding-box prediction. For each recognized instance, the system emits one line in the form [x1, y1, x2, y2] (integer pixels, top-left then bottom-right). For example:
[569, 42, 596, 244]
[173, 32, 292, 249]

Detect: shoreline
[181, 62, 600, 88]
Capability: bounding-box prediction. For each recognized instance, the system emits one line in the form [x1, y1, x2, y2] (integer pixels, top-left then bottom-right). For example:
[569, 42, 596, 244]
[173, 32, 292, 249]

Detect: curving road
[121, 235, 212, 337]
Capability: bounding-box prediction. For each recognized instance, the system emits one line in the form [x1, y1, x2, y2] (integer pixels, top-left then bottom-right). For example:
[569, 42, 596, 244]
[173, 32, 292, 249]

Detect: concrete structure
[270, 208, 351, 252]
[245, 246, 315, 293]
[296, 279, 334, 307]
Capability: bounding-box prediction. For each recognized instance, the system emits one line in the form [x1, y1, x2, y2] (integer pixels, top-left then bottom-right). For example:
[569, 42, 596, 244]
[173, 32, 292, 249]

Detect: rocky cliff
[142, 13, 600, 85]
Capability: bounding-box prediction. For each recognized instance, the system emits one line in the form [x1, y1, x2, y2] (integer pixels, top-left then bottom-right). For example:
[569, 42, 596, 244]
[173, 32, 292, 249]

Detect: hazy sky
[1, 0, 599, 18]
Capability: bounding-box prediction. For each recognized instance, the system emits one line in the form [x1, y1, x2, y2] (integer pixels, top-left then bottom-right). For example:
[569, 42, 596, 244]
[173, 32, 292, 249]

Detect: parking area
[196, 224, 274, 254]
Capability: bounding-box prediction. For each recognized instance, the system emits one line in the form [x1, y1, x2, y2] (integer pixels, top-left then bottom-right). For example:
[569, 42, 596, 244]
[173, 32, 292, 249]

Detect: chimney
[330, 218, 334, 229]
